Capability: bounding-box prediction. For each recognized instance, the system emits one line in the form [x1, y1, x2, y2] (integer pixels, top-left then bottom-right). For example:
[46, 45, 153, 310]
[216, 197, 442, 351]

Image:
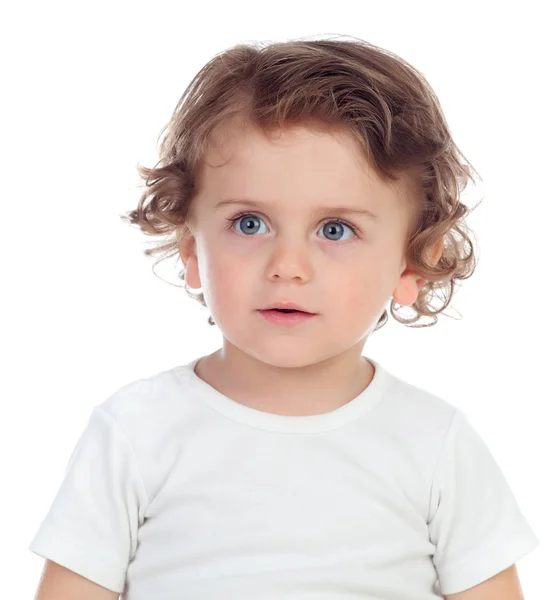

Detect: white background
[2, 1, 556, 597]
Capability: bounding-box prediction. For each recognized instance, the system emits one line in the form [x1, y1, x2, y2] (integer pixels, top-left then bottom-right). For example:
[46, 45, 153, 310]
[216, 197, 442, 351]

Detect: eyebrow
[214, 198, 380, 221]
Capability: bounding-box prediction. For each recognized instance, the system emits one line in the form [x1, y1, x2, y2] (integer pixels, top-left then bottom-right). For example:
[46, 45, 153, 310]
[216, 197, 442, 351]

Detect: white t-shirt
[29, 356, 539, 598]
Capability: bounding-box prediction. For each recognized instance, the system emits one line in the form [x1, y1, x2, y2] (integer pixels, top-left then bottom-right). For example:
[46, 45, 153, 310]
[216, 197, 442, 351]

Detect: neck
[195, 339, 374, 416]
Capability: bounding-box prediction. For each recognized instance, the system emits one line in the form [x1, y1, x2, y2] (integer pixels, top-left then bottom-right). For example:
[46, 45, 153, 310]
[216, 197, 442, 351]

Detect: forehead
[201, 121, 371, 182]
[193, 120, 412, 222]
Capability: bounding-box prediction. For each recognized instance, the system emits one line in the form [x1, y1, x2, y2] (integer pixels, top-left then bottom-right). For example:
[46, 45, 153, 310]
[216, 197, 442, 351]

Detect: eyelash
[225, 212, 360, 241]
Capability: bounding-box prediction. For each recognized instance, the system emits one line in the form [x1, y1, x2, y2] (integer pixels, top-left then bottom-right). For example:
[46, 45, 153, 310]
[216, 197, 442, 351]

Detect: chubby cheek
[200, 249, 253, 316]
[337, 263, 388, 318]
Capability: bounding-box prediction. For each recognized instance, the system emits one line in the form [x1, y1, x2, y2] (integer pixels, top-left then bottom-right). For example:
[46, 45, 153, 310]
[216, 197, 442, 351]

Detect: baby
[29, 36, 539, 599]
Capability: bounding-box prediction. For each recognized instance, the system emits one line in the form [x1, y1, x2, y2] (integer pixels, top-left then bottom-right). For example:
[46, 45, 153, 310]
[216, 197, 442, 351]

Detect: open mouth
[258, 308, 317, 325]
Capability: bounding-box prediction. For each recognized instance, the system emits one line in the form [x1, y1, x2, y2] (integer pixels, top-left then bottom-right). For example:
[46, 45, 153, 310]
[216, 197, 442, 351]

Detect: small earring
[179, 266, 202, 294]
[181, 275, 213, 325]
[184, 282, 203, 294]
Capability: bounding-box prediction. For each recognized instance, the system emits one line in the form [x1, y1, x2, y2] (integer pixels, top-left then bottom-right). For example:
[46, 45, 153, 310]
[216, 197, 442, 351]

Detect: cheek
[198, 234, 266, 296]
[336, 263, 387, 313]
[200, 249, 251, 306]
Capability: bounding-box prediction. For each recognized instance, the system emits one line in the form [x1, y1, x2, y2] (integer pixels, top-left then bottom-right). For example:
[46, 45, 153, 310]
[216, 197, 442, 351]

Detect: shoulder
[94, 363, 195, 435]
[380, 365, 460, 435]
[85, 364, 199, 503]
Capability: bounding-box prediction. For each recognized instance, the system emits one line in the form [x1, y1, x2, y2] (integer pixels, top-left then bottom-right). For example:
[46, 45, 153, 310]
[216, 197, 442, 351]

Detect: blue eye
[226, 213, 358, 241]
[229, 214, 269, 235]
[318, 221, 357, 242]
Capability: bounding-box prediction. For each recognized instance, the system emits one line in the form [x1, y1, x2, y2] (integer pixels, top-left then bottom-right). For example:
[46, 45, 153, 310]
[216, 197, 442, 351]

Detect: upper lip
[260, 302, 315, 314]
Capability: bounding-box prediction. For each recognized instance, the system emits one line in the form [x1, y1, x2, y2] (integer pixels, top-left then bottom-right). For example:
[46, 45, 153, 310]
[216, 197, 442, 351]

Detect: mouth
[259, 303, 316, 315]
[257, 306, 318, 326]
[264, 308, 310, 314]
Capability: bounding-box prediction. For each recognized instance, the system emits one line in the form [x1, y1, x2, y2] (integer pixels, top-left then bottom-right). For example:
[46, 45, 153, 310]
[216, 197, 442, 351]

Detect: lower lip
[258, 309, 317, 326]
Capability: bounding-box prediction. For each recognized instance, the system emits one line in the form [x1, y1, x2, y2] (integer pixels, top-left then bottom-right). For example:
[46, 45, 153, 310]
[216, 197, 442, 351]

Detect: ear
[392, 237, 444, 306]
[178, 231, 202, 290]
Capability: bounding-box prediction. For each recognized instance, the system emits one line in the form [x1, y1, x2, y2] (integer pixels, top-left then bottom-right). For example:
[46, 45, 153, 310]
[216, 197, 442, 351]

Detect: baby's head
[122, 36, 480, 365]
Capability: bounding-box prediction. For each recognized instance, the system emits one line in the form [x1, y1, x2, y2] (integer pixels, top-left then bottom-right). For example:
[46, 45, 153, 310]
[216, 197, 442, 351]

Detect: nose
[265, 237, 313, 283]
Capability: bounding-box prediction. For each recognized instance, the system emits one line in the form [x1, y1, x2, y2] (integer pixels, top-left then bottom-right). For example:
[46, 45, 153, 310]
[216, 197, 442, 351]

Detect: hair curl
[121, 35, 481, 331]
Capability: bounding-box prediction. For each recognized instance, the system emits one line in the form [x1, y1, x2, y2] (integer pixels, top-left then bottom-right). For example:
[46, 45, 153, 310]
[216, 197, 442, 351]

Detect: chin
[241, 343, 335, 370]
[262, 356, 319, 369]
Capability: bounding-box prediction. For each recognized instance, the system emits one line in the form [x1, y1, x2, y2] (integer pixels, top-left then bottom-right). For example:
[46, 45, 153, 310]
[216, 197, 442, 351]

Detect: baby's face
[181, 121, 418, 368]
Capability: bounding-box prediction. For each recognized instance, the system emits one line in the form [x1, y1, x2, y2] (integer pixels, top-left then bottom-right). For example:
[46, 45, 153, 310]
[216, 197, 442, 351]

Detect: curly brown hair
[120, 35, 481, 331]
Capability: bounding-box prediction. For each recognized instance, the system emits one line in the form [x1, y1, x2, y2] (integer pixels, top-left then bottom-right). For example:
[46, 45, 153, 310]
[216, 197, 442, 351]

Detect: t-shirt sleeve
[28, 406, 149, 594]
[428, 408, 540, 596]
